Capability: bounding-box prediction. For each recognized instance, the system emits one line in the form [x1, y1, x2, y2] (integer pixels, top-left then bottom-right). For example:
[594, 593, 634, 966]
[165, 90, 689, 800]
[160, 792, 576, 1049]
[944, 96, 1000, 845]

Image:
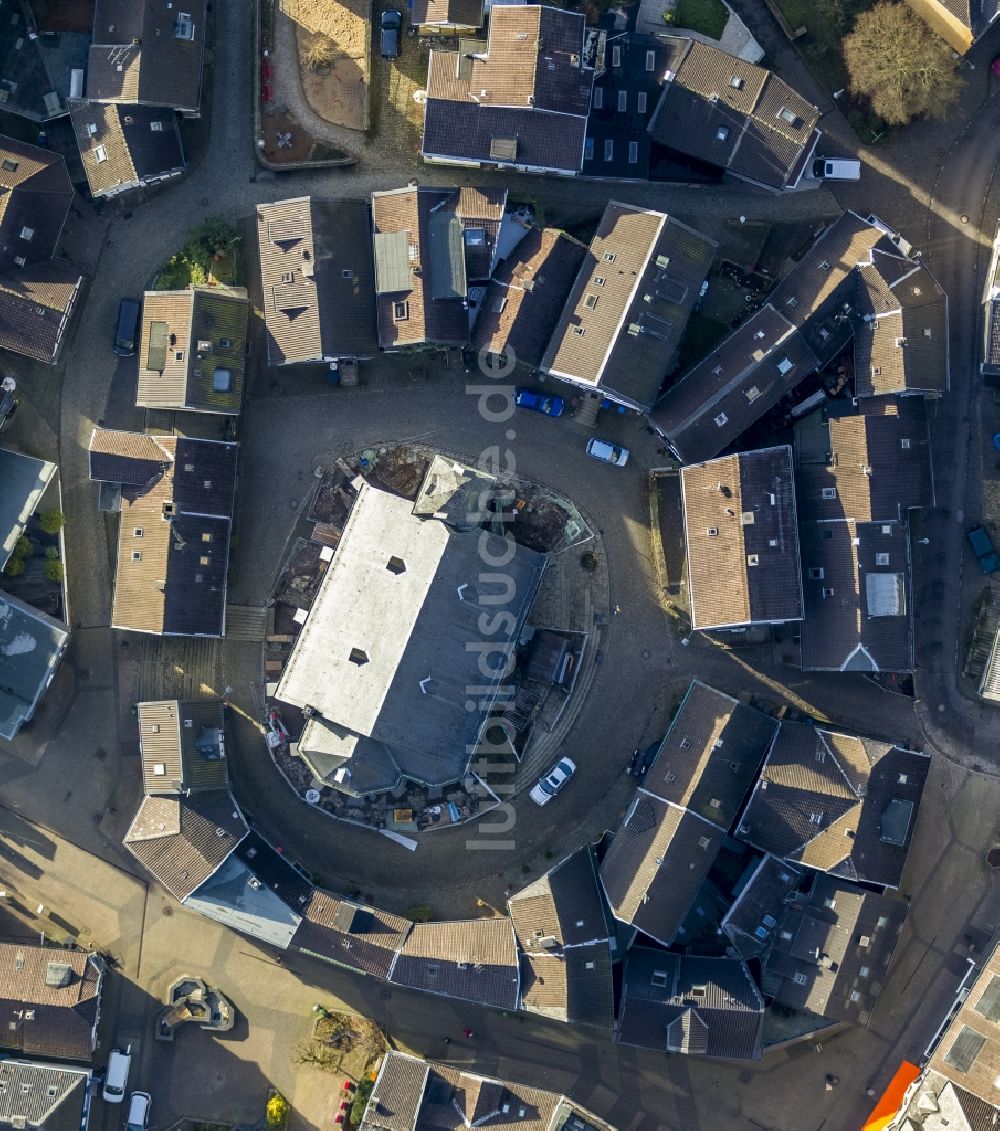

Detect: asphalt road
[10, 1, 1000, 1129]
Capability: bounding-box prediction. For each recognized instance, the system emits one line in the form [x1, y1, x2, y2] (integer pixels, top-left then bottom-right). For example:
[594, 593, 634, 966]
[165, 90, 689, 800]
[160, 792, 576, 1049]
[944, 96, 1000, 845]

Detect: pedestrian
[463, 1028, 474, 1039]
[443, 1036, 450, 1045]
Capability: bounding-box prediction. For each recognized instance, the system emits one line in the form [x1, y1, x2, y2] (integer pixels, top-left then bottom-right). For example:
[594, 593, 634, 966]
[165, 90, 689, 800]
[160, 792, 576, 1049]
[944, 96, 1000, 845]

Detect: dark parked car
[114, 298, 141, 357]
[380, 9, 402, 59]
[514, 388, 565, 417]
[968, 525, 1000, 573]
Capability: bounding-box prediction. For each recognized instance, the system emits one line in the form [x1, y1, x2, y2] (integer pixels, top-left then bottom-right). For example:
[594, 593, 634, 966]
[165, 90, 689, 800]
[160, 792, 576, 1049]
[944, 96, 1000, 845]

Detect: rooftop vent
[349, 648, 369, 666]
[386, 556, 406, 575]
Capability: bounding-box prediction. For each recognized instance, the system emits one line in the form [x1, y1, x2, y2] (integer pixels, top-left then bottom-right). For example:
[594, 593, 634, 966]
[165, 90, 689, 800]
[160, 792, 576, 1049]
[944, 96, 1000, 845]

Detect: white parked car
[529, 757, 577, 805]
[586, 438, 629, 467]
[125, 1092, 151, 1131]
[102, 1047, 132, 1104]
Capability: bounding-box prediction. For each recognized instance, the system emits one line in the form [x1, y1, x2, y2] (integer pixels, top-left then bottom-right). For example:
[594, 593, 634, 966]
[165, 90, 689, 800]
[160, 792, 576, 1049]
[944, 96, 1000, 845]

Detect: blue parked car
[514, 388, 565, 417]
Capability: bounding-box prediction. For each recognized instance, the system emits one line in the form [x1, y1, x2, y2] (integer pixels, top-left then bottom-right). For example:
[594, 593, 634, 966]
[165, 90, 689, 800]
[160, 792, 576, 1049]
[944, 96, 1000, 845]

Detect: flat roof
[0, 590, 69, 741]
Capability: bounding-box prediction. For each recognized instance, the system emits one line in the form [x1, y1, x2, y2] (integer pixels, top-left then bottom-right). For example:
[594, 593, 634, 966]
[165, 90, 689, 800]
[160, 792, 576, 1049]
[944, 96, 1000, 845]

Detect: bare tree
[843, 2, 963, 126]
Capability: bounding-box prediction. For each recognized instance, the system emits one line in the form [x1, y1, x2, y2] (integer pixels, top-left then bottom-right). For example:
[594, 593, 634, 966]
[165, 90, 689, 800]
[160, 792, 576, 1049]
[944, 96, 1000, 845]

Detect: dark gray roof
[421, 7, 594, 174]
[794, 398, 934, 524]
[390, 919, 520, 1010]
[366, 1052, 616, 1131]
[643, 681, 776, 827]
[123, 789, 248, 901]
[473, 228, 587, 369]
[87, 0, 206, 112]
[599, 792, 724, 945]
[184, 855, 303, 950]
[652, 212, 913, 463]
[70, 101, 185, 198]
[0, 592, 69, 742]
[410, 0, 484, 26]
[799, 519, 914, 673]
[618, 948, 764, 1060]
[372, 187, 506, 350]
[508, 847, 614, 1026]
[721, 855, 804, 960]
[257, 197, 377, 364]
[518, 941, 615, 1027]
[647, 38, 819, 191]
[292, 890, 411, 980]
[763, 874, 906, 1025]
[0, 448, 56, 570]
[652, 305, 817, 464]
[276, 483, 546, 792]
[362, 1053, 428, 1131]
[681, 446, 803, 629]
[984, 299, 1000, 376]
[0, 138, 74, 269]
[0, 944, 102, 1062]
[509, 847, 611, 950]
[138, 699, 228, 794]
[738, 721, 929, 887]
[0, 1061, 90, 1131]
[855, 261, 949, 396]
[541, 205, 716, 410]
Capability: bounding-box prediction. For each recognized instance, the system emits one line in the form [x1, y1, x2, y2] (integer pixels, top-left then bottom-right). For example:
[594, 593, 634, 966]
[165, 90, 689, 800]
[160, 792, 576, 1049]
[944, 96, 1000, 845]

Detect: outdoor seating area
[155, 976, 235, 1041]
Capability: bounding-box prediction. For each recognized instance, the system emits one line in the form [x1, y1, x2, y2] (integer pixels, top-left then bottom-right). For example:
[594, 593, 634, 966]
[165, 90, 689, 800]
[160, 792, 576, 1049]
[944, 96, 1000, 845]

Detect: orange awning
[863, 1061, 921, 1131]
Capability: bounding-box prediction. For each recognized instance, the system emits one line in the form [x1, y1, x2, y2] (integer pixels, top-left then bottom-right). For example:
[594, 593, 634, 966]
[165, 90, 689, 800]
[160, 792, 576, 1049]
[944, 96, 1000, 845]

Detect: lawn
[675, 0, 728, 39]
[769, 0, 887, 141]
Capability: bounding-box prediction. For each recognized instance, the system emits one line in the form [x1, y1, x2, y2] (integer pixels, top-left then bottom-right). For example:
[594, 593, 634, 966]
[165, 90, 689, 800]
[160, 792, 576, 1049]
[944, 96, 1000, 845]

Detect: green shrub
[3, 557, 25, 578]
[11, 535, 31, 560]
[45, 560, 64, 583]
[351, 1078, 374, 1125]
[45, 545, 60, 561]
[405, 904, 433, 923]
[39, 510, 64, 535]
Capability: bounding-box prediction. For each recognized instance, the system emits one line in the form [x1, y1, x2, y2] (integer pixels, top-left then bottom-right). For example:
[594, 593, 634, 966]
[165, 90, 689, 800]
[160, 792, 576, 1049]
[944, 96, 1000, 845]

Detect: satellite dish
[1, 377, 14, 392]
[413, 89, 427, 105]
[305, 789, 321, 805]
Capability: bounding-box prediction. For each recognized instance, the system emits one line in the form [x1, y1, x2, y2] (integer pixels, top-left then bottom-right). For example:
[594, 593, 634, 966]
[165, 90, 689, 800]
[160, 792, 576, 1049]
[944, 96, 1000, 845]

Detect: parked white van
[102, 1046, 132, 1103]
[811, 156, 861, 181]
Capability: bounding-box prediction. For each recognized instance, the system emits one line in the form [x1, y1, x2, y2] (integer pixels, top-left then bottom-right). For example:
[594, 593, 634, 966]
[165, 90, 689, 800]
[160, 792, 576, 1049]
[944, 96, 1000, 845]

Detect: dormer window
[175, 11, 195, 39]
[94, 145, 107, 163]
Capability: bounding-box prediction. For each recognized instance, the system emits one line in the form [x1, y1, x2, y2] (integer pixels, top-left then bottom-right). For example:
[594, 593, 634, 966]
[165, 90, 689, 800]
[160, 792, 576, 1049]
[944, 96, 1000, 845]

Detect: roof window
[707, 527, 719, 537]
[602, 252, 617, 264]
[151, 120, 164, 132]
[342, 268, 353, 279]
[637, 91, 647, 113]
[131, 551, 142, 562]
[175, 11, 195, 39]
[628, 141, 638, 164]
[153, 763, 166, 776]
[617, 90, 627, 112]
[730, 75, 743, 89]
[19, 226, 32, 241]
[603, 139, 614, 162]
[713, 412, 728, 427]
[133, 528, 143, 537]
[592, 87, 603, 110]
[593, 276, 606, 286]
[715, 126, 729, 142]
[584, 293, 598, 310]
[821, 487, 837, 500]
[572, 326, 586, 337]
[876, 552, 890, 565]
[645, 50, 656, 71]
[808, 567, 824, 580]
[822, 586, 835, 597]
[1, 159, 17, 173]
[94, 145, 108, 163]
[281, 271, 293, 284]
[777, 106, 799, 126]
